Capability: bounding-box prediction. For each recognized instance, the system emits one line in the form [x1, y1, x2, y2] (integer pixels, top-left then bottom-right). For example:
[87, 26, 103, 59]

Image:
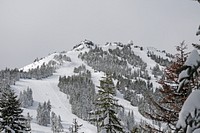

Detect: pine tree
[175, 28, 200, 132]
[0, 88, 30, 132]
[69, 119, 82, 133]
[19, 87, 33, 108]
[27, 87, 33, 106]
[42, 101, 49, 126]
[25, 112, 32, 131]
[47, 100, 51, 124]
[90, 74, 124, 133]
[144, 42, 190, 131]
[36, 101, 51, 126]
[51, 112, 57, 133]
[36, 103, 42, 125]
[51, 112, 63, 133]
[58, 115, 63, 132]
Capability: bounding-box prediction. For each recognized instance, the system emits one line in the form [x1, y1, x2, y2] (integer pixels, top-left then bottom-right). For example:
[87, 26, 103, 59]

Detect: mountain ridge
[7, 40, 174, 132]
[21, 40, 172, 72]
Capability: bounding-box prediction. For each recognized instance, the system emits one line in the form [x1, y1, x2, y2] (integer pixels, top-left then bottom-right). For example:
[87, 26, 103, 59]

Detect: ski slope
[11, 42, 170, 132]
[12, 49, 98, 133]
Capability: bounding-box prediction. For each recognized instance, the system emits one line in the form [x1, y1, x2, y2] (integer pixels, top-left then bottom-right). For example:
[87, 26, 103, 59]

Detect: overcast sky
[0, 0, 200, 70]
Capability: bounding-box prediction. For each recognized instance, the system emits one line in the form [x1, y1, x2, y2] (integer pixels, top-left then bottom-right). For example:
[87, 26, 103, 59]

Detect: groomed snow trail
[12, 50, 97, 133]
[11, 46, 163, 132]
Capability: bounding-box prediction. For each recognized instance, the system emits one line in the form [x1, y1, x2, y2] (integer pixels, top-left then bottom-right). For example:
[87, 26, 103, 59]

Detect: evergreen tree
[90, 74, 124, 133]
[175, 27, 200, 133]
[51, 112, 63, 133]
[51, 112, 57, 133]
[58, 67, 95, 120]
[57, 115, 63, 132]
[0, 88, 30, 132]
[152, 64, 163, 78]
[69, 118, 82, 133]
[42, 101, 49, 126]
[144, 42, 190, 131]
[27, 87, 33, 106]
[47, 100, 51, 124]
[36, 103, 42, 125]
[36, 101, 51, 126]
[19, 87, 33, 108]
[25, 112, 32, 131]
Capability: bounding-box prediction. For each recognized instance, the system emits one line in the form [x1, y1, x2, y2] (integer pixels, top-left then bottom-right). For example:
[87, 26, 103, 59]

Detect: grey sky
[0, 0, 200, 70]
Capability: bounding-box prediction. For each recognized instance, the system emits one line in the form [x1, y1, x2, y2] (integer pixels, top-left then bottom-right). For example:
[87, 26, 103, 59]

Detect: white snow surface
[21, 53, 60, 72]
[176, 90, 200, 129]
[11, 43, 170, 132]
[184, 50, 200, 67]
[13, 50, 97, 133]
[178, 50, 200, 92]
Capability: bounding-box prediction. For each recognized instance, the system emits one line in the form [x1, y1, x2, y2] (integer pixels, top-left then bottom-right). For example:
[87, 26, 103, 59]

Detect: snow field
[11, 43, 169, 132]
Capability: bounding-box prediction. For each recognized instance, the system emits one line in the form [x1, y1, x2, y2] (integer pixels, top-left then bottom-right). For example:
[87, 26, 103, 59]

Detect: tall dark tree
[144, 42, 190, 131]
[90, 74, 124, 133]
[175, 26, 200, 133]
[0, 88, 30, 132]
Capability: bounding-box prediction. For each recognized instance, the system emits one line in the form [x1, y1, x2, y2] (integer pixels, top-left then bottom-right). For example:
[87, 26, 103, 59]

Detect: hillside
[4, 40, 173, 132]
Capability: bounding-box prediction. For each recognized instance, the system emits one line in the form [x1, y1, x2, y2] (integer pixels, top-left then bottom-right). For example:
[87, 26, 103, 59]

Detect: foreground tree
[0, 88, 31, 132]
[90, 74, 124, 133]
[175, 27, 200, 133]
[144, 42, 190, 131]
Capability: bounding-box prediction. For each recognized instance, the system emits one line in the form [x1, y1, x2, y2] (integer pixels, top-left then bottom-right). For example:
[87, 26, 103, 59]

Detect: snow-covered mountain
[9, 40, 173, 133]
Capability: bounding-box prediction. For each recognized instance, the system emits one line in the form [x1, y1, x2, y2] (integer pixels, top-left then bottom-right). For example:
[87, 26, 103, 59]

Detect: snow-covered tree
[126, 110, 135, 131]
[25, 112, 32, 131]
[144, 42, 190, 131]
[58, 66, 95, 120]
[36, 101, 51, 126]
[19, 87, 33, 108]
[0, 68, 20, 92]
[0, 88, 30, 132]
[69, 119, 82, 133]
[152, 64, 163, 78]
[51, 112, 57, 133]
[51, 112, 63, 133]
[80, 44, 147, 79]
[90, 74, 124, 133]
[176, 30, 200, 132]
[20, 63, 55, 80]
[36, 103, 42, 125]
[176, 90, 200, 133]
[47, 100, 51, 124]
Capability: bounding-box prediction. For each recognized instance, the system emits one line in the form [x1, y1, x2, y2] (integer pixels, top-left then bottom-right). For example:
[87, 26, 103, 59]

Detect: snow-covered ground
[11, 43, 169, 132]
[12, 49, 98, 133]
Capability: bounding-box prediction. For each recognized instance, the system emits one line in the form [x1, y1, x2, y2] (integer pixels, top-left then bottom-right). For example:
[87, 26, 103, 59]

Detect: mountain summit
[0, 40, 174, 132]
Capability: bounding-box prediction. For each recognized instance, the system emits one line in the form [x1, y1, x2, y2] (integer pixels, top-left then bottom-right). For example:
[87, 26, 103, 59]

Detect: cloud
[0, 0, 199, 69]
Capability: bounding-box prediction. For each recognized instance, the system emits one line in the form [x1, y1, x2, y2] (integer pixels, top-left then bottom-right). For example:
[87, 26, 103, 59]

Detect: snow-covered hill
[11, 40, 173, 132]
